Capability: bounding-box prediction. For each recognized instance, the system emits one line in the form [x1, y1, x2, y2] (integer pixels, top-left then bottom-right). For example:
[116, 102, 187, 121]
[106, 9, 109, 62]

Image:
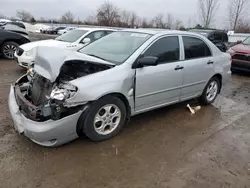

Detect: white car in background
[15, 28, 116, 68]
[58, 27, 76, 35]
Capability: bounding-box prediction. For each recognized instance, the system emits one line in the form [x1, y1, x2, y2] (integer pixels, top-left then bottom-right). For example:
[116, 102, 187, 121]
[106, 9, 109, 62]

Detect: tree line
[1, 0, 249, 32]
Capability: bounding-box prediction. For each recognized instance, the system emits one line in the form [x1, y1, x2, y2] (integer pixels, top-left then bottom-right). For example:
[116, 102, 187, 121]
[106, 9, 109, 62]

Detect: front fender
[66, 65, 135, 109]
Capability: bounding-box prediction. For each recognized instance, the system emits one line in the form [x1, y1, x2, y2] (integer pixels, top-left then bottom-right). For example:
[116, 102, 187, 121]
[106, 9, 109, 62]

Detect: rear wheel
[199, 77, 221, 105]
[79, 96, 127, 141]
[1, 41, 18, 60]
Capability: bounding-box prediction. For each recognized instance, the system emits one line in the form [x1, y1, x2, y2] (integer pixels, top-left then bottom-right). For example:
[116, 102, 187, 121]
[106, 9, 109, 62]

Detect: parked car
[8, 29, 231, 147]
[15, 28, 115, 68]
[40, 26, 51, 33]
[190, 29, 229, 52]
[40, 26, 55, 34]
[1, 21, 26, 29]
[48, 26, 66, 34]
[58, 27, 76, 35]
[228, 36, 250, 72]
[0, 28, 30, 59]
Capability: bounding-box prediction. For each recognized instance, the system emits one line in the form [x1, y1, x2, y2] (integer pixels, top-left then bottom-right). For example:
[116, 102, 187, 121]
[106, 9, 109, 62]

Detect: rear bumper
[231, 60, 250, 72]
[222, 70, 232, 85]
[8, 85, 82, 147]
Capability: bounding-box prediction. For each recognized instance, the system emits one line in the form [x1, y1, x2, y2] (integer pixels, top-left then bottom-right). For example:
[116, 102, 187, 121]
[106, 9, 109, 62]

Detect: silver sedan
[8, 29, 231, 147]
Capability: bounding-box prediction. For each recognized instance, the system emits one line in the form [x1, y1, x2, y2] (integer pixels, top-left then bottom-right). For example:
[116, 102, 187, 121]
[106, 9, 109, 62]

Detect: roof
[75, 27, 117, 31]
[190, 29, 226, 33]
[122, 28, 195, 36]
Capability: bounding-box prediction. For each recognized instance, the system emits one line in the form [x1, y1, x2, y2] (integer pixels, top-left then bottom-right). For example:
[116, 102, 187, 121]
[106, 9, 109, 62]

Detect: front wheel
[1, 41, 19, 60]
[79, 96, 127, 141]
[199, 77, 221, 105]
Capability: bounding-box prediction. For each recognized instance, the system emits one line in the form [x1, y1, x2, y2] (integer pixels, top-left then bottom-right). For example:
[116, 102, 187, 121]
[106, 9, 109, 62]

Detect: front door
[180, 36, 215, 100]
[135, 36, 183, 112]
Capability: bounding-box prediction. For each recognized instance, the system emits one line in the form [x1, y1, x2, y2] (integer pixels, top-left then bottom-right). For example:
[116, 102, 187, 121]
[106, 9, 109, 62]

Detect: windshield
[243, 37, 250, 45]
[55, 29, 88, 42]
[79, 31, 152, 64]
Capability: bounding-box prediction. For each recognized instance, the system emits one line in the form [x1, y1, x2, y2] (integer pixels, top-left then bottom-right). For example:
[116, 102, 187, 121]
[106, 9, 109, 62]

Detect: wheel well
[106, 93, 131, 121]
[0, 40, 20, 49]
[212, 74, 222, 92]
[76, 93, 131, 137]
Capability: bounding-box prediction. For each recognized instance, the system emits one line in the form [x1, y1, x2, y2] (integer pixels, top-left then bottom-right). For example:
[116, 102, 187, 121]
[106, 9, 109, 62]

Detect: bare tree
[60, 11, 74, 23]
[235, 19, 250, 33]
[96, 1, 120, 26]
[228, 0, 248, 30]
[16, 10, 32, 21]
[198, 0, 219, 28]
[165, 13, 173, 29]
[173, 19, 183, 30]
[129, 12, 139, 28]
[152, 14, 166, 28]
[119, 10, 131, 27]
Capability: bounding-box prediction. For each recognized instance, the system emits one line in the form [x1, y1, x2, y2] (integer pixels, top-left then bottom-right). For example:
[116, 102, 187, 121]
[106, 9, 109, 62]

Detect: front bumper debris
[8, 85, 84, 147]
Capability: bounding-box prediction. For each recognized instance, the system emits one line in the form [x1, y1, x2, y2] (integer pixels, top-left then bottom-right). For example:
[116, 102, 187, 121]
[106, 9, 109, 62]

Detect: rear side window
[183, 36, 211, 59]
[214, 33, 223, 41]
[223, 33, 228, 42]
[143, 36, 180, 64]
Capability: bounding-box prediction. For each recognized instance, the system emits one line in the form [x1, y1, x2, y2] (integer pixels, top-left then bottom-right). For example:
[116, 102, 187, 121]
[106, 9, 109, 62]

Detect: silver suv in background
[9, 29, 231, 147]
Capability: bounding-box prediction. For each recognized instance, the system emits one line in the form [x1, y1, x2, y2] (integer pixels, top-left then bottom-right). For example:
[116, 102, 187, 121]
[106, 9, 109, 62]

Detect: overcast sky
[0, 0, 241, 29]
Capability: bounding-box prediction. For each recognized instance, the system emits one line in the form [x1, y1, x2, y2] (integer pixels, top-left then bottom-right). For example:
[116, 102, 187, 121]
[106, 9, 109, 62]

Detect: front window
[55, 29, 88, 43]
[143, 36, 180, 64]
[243, 37, 250, 45]
[79, 31, 152, 65]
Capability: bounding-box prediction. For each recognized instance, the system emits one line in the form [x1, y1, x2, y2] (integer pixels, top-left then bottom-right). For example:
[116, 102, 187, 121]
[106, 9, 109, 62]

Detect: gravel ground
[0, 33, 250, 188]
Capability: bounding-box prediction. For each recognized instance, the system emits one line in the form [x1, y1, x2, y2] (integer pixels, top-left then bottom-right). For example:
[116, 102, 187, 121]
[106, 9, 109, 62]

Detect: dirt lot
[1, 33, 250, 188]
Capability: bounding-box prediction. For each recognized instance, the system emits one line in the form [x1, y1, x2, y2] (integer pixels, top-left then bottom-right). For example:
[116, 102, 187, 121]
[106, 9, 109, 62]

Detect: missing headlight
[50, 83, 77, 101]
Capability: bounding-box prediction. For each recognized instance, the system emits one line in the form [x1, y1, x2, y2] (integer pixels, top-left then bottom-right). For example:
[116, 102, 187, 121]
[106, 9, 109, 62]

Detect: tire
[1, 41, 19, 60]
[79, 96, 127, 141]
[199, 77, 221, 105]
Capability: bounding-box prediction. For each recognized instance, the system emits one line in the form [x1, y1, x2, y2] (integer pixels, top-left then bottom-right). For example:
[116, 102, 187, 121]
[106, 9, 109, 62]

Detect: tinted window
[183, 36, 211, 59]
[223, 33, 228, 42]
[214, 33, 223, 41]
[143, 36, 180, 63]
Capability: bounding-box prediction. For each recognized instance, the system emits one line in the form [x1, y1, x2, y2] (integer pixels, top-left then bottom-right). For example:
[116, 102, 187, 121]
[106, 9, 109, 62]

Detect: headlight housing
[227, 48, 235, 54]
[25, 48, 35, 56]
[50, 83, 78, 101]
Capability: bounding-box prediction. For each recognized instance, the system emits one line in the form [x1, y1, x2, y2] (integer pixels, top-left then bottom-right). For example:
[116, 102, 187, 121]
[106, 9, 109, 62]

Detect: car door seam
[137, 85, 183, 99]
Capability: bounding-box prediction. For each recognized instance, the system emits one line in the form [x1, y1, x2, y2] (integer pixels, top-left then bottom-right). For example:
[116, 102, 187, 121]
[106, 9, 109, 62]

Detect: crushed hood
[34, 46, 114, 82]
[20, 39, 70, 51]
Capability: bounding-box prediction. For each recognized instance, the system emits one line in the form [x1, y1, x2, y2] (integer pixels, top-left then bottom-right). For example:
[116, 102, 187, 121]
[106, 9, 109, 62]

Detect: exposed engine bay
[58, 60, 113, 82]
[14, 60, 113, 122]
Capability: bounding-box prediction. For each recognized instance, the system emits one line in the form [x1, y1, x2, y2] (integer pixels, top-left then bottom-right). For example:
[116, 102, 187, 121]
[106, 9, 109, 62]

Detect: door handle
[174, 65, 184, 70]
[207, 61, 214, 65]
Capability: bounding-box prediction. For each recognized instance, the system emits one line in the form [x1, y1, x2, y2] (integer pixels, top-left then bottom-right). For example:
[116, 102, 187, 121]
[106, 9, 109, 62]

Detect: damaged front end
[15, 59, 113, 122]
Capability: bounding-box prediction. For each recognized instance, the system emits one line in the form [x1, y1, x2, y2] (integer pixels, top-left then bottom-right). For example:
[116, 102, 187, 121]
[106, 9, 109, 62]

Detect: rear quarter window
[183, 36, 212, 60]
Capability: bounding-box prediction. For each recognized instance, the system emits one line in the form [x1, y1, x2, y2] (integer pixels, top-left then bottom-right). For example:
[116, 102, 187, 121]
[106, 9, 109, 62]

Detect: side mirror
[132, 56, 158, 69]
[81, 38, 91, 44]
[237, 40, 242, 44]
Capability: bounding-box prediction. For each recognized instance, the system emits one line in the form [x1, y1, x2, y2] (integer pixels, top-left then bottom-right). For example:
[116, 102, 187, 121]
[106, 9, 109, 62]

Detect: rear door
[180, 35, 215, 100]
[135, 36, 183, 112]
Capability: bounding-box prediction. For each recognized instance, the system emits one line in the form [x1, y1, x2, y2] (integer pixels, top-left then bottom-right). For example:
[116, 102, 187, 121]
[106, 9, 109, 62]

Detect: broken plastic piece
[187, 104, 201, 115]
